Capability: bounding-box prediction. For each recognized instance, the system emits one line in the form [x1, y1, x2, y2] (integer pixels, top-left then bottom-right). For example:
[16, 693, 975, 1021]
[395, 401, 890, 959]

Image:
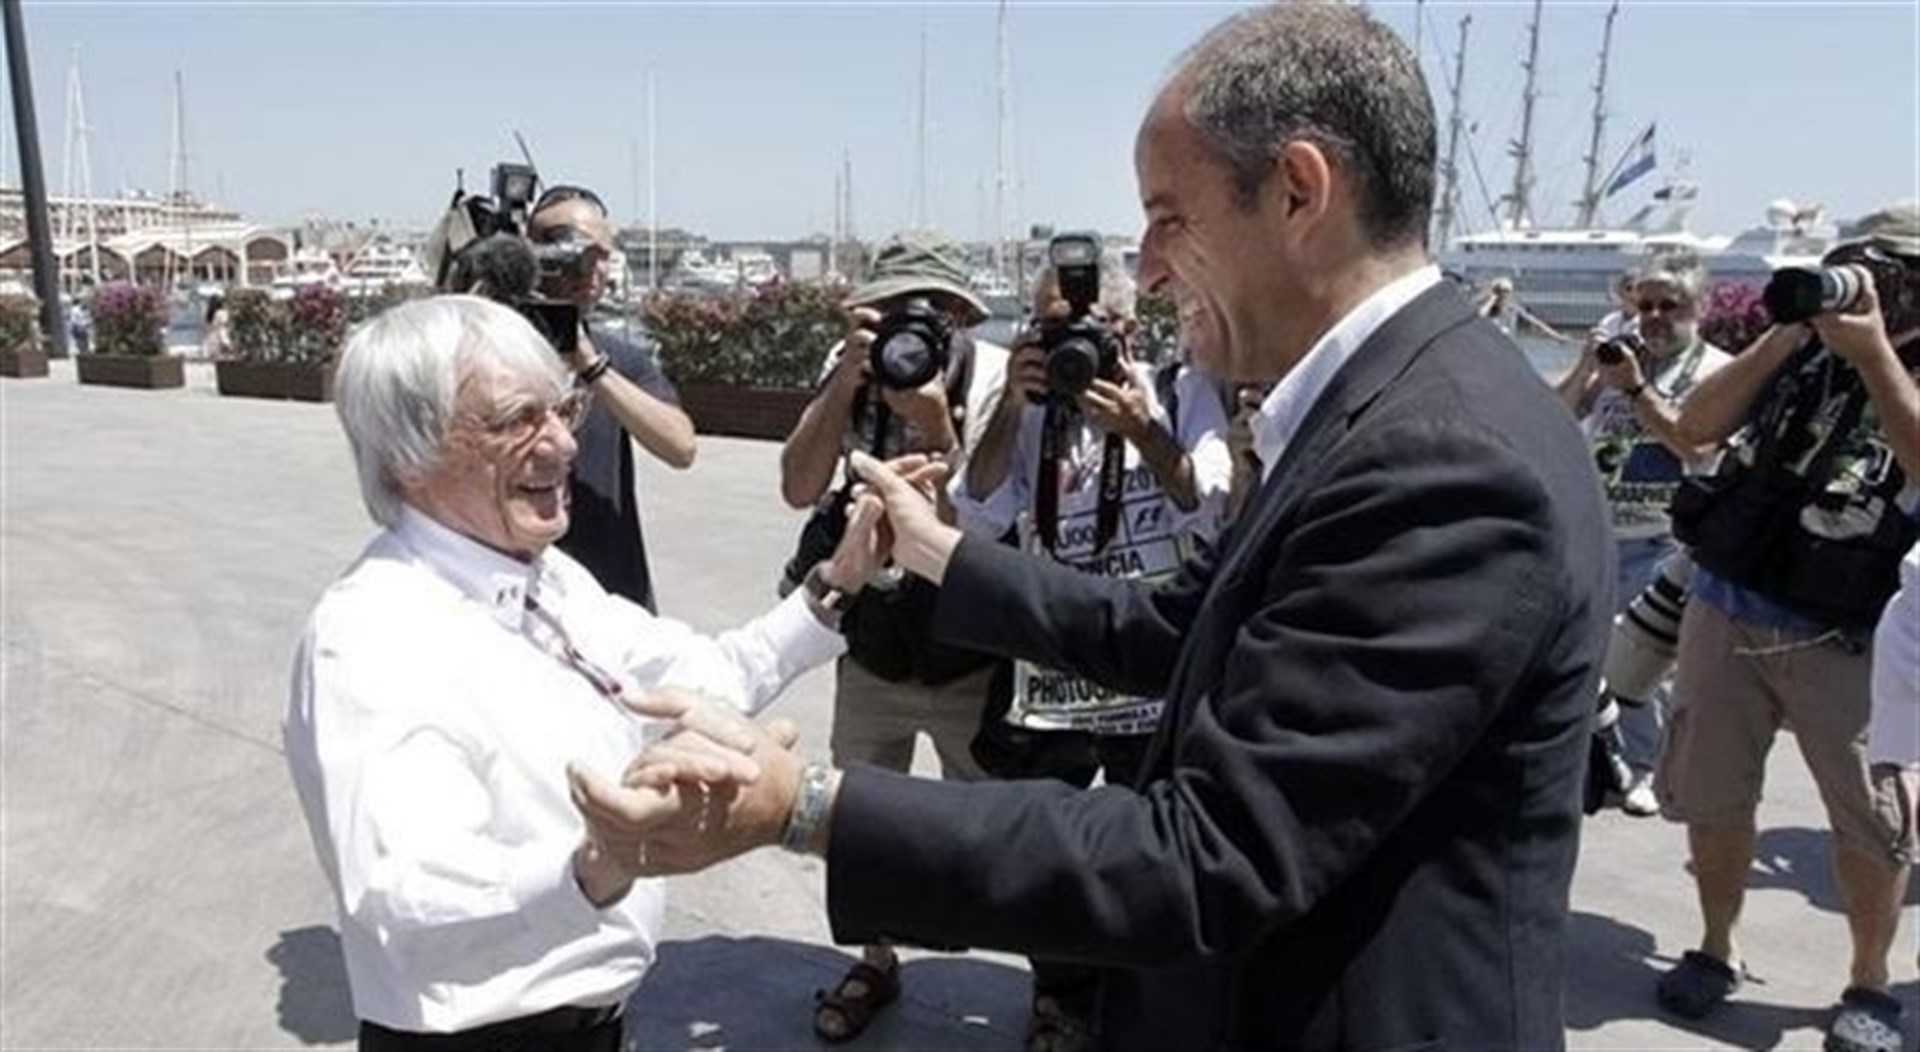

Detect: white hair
[1030, 249, 1138, 321]
[333, 295, 569, 527]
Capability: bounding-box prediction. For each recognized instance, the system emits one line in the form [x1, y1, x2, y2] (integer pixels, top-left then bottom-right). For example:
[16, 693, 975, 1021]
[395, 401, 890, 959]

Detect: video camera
[1029, 231, 1123, 405]
[427, 161, 597, 353]
[1763, 241, 1920, 332]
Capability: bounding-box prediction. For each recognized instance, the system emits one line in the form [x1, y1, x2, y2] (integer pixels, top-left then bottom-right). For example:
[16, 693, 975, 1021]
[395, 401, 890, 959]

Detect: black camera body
[868, 298, 952, 390]
[1030, 231, 1123, 404]
[1763, 243, 1919, 331]
[1595, 331, 1645, 366]
[434, 161, 593, 353]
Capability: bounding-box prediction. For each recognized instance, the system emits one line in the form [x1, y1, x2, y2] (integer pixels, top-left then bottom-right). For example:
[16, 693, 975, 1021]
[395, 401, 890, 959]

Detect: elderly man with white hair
[284, 295, 891, 1051]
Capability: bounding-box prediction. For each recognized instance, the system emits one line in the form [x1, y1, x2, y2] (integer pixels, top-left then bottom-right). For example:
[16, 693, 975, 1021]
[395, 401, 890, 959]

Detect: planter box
[675, 382, 812, 441]
[214, 361, 335, 403]
[76, 354, 185, 390]
[0, 346, 49, 378]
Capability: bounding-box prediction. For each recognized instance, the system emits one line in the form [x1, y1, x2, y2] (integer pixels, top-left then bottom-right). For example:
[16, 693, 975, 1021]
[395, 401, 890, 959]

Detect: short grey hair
[1635, 257, 1708, 307]
[333, 295, 569, 527]
[1176, 3, 1436, 249]
[1030, 249, 1138, 321]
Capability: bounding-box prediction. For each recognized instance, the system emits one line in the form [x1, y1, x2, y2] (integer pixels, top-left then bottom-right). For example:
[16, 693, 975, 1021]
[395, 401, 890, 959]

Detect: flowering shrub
[345, 283, 428, 328]
[225, 288, 283, 360]
[1700, 280, 1772, 354]
[285, 285, 349, 364]
[0, 293, 41, 354]
[646, 282, 844, 389]
[226, 285, 360, 363]
[90, 281, 168, 356]
[1134, 293, 1180, 365]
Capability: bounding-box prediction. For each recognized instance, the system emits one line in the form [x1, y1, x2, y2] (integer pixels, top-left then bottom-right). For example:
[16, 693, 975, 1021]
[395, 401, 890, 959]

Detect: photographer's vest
[1672, 341, 1920, 630]
[836, 333, 997, 685]
[1007, 361, 1200, 736]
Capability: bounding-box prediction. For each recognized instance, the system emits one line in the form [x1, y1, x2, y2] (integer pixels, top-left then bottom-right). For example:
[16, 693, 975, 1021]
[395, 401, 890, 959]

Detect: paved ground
[1, 360, 1914, 1050]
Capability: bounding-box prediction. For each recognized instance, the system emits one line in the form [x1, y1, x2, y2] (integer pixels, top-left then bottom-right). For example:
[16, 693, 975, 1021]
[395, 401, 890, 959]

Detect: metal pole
[4, 0, 69, 357]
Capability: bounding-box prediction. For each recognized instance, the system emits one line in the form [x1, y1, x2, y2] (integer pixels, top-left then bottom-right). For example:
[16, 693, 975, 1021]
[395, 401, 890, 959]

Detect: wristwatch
[801, 562, 851, 628]
[1623, 382, 1647, 399]
[781, 762, 836, 854]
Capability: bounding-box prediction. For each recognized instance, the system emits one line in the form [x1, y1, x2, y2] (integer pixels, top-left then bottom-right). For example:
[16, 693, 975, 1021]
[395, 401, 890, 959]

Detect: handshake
[564, 450, 962, 905]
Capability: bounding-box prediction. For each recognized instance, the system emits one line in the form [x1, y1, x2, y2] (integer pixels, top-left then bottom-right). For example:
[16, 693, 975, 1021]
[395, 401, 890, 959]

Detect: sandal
[814, 959, 901, 1043]
[1027, 993, 1094, 1052]
[1826, 986, 1904, 1052]
[1656, 950, 1743, 1019]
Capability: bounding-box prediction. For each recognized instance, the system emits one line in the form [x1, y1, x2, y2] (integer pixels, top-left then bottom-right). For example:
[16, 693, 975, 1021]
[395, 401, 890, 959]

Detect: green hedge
[0, 293, 41, 354]
[645, 283, 844, 389]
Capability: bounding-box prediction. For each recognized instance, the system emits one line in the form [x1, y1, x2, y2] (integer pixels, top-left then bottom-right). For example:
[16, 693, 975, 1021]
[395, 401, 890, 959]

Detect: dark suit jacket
[825, 282, 1614, 1052]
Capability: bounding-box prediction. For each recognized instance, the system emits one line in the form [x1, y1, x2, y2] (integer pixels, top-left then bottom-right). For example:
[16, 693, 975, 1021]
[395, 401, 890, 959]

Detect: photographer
[1557, 260, 1731, 816]
[776, 229, 1009, 1043]
[527, 185, 696, 613]
[954, 247, 1230, 1051]
[1653, 203, 1920, 1051]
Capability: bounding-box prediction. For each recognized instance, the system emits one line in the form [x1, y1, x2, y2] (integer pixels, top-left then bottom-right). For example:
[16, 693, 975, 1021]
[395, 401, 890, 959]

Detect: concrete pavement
[1, 360, 1913, 1050]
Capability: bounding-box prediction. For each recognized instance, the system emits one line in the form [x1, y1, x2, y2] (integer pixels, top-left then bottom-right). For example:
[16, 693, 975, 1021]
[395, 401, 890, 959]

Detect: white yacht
[1441, 189, 1833, 331]
[341, 241, 429, 295]
[270, 248, 344, 299]
[665, 250, 738, 294]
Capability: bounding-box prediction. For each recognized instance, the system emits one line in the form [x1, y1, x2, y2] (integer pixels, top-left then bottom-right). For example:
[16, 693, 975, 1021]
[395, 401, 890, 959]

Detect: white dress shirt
[284, 507, 844, 1032]
[1251, 265, 1442, 481]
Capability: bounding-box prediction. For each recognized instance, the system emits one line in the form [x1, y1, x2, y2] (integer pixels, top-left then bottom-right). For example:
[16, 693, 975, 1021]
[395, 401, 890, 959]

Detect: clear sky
[4, 1, 1916, 243]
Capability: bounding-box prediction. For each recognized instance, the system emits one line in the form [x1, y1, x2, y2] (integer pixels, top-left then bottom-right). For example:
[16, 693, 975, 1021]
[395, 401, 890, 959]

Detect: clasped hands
[566, 451, 964, 893]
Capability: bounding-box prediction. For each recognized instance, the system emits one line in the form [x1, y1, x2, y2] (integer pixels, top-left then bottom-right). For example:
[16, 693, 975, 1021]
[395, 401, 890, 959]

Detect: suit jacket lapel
[1140, 283, 1482, 776]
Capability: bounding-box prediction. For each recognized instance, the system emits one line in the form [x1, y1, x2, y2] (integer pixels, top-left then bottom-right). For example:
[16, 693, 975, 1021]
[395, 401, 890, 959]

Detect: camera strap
[1036, 402, 1065, 553]
[1034, 402, 1125, 555]
[1094, 432, 1125, 554]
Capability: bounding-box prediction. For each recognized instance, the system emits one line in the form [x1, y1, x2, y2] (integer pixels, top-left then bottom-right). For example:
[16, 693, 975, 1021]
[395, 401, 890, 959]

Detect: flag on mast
[1604, 123, 1657, 198]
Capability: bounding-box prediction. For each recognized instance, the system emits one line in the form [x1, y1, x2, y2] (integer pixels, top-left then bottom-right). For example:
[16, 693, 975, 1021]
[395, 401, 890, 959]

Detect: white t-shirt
[1580, 336, 1733, 540]
[1869, 541, 1920, 768]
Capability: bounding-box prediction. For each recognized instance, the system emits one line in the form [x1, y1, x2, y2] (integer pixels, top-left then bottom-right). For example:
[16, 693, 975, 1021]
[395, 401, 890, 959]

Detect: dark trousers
[358, 1005, 622, 1052]
[1029, 734, 1153, 1019]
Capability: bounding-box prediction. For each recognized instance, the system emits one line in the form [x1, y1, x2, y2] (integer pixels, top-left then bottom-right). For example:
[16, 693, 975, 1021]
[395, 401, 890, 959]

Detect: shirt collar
[1251, 265, 1442, 480]
[393, 505, 546, 630]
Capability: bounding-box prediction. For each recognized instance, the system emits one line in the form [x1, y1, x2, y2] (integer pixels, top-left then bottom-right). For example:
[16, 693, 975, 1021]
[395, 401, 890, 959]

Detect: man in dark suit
[576, 6, 1613, 1049]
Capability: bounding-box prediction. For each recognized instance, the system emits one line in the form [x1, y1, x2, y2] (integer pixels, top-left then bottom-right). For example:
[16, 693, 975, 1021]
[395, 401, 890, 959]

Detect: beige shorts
[830, 657, 993, 781]
[1657, 600, 1915, 869]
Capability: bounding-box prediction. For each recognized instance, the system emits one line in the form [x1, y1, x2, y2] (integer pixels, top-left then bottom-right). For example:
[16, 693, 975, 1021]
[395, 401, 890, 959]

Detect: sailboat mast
[1503, 0, 1543, 230]
[914, 14, 930, 229]
[646, 71, 657, 293]
[992, 0, 1009, 281]
[1433, 14, 1471, 249]
[1574, 1, 1620, 228]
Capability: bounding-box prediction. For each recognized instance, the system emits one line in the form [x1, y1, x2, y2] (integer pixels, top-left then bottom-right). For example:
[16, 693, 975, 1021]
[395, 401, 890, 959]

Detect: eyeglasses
[533, 184, 608, 217]
[1636, 298, 1688, 315]
[473, 389, 593, 445]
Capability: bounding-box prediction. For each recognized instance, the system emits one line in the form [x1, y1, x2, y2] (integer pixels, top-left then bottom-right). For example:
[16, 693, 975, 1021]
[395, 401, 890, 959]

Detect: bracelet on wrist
[579, 356, 613, 386]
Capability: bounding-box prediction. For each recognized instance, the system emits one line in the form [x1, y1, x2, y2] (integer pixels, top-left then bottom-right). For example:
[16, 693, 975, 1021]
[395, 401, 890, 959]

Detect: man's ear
[1270, 140, 1334, 225]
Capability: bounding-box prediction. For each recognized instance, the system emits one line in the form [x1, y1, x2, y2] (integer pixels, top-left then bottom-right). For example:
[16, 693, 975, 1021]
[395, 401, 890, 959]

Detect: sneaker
[1622, 771, 1659, 817]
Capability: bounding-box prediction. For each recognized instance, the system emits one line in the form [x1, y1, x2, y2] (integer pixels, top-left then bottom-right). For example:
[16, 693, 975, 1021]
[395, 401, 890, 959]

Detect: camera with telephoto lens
[429, 161, 597, 353]
[1763, 242, 1920, 331]
[1029, 231, 1123, 405]
[1595, 331, 1645, 366]
[867, 297, 952, 390]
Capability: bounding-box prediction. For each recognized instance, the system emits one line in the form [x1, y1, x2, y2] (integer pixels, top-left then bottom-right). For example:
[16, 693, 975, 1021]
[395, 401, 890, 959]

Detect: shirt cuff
[506, 837, 611, 928]
[741, 590, 848, 716]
